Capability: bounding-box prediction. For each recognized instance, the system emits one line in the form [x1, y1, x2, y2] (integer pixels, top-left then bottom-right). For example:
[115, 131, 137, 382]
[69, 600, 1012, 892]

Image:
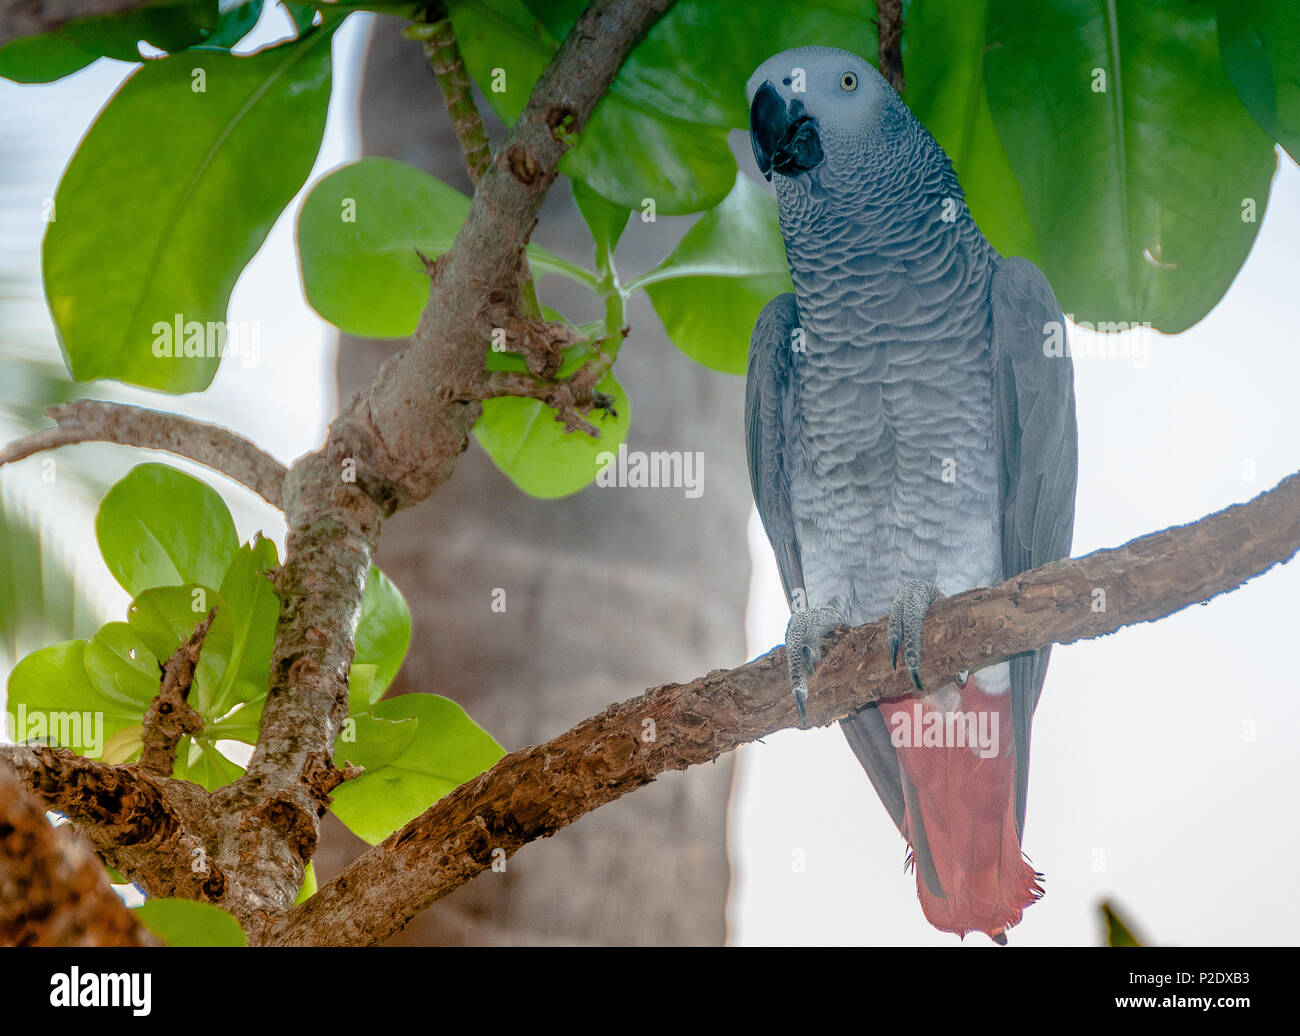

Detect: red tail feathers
[878, 675, 1043, 940]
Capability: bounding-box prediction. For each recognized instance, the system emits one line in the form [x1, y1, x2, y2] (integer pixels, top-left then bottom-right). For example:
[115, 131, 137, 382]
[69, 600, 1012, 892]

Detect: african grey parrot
[744, 47, 1078, 942]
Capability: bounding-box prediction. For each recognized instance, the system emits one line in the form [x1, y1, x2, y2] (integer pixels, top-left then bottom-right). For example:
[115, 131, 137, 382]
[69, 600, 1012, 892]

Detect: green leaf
[135, 898, 247, 947]
[296, 157, 594, 338]
[474, 372, 630, 498]
[203, 0, 267, 49]
[1218, 0, 1300, 161]
[330, 694, 504, 845]
[902, 0, 1039, 262]
[295, 861, 317, 904]
[334, 709, 418, 772]
[173, 737, 245, 791]
[0, 31, 99, 84]
[82, 622, 161, 711]
[96, 464, 239, 597]
[523, 0, 879, 129]
[629, 173, 792, 375]
[127, 585, 233, 716]
[984, 0, 1277, 333]
[1100, 900, 1146, 947]
[354, 566, 411, 696]
[571, 180, 628, 279]
[449, 0, 735, 214]
[6, 640, 143, 756]
[283, 3, 321, 36]
[213, 534, 279, 713]
[44, 28, 334, 391]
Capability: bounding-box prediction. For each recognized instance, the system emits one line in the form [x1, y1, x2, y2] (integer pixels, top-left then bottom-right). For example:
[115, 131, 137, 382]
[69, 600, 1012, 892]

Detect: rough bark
[318, 15, 746, 947]
[271, 471, 1299, 946]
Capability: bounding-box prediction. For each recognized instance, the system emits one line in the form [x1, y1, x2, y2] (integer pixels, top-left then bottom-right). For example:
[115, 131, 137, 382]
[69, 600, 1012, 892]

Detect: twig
[409, 6, 493, 184]
[0, 400, 288, 510]
[139, 609, 217, 776]
[270, 472, 1300, 946]
[875, 0, 905, 93]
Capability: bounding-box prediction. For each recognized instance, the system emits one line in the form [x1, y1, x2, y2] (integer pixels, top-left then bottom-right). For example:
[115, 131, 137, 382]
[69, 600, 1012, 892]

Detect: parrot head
[746, 46, 898, 183]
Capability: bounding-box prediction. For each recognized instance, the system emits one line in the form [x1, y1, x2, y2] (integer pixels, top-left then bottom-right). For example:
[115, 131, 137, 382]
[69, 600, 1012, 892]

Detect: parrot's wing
[990, 256, 1079, 838]
[746, 293, 806, 603]
[747, 296, 911, 832]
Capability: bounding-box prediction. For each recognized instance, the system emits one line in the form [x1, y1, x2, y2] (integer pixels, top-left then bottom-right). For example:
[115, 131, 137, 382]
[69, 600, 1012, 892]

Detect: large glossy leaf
[629, 174, 792, 375]
[902, 0, 1039, 262]
[330, 693, 504, 845]
[0, 1, 219, 81]
[984, 0, 1277, 332]
[296, 157, 592, 338]
[43, 28, 334, 391]
[523, 0, 879, 128]
[448, 0, 735, 214]
[474, 372, 630, 498]
[1218, 0, 1300, 162]
[95, 464, 238, 596]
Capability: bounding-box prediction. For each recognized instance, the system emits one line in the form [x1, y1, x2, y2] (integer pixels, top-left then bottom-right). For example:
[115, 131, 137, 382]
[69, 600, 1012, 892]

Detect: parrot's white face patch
[746, 46, 890, 145]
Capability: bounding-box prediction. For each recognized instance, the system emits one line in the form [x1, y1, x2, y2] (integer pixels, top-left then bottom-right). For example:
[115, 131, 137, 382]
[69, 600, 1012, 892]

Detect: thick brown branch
[0, 745, 223, 907]
[0, 761, 158, 946]
[139, 609, 216, 775]
[214, 0, 677, 939]
[875, 0, 905, 93]
[0, 400, 287, 509]
[271, 473, 1299, 946]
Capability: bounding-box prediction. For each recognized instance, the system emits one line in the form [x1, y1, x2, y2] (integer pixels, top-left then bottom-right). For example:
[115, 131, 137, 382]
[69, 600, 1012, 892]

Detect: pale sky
[2, 9, 1297, 947]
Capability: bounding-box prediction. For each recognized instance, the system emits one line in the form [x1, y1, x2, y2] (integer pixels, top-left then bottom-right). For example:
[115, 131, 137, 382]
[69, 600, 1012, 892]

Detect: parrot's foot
[886, 579, 944, 692]
[785, 606, 845, 727]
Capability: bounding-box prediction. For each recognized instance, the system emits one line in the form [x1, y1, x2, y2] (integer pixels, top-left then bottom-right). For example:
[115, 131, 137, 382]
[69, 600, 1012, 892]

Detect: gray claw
[887, 579, 943, 693]
[785, 606, 845, 726]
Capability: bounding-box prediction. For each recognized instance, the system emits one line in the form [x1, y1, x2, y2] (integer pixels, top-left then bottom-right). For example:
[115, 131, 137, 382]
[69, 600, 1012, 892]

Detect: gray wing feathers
[746, 293, 805, 603]
[990, 256, 1079, 838]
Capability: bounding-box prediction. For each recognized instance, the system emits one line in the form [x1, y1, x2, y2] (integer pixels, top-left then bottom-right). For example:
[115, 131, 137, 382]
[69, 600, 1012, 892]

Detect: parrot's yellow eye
[840, 71, 858, 92]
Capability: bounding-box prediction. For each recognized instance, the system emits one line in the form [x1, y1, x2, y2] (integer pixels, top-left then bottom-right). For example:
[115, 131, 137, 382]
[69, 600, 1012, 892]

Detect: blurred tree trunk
[315, 16, 752, 945]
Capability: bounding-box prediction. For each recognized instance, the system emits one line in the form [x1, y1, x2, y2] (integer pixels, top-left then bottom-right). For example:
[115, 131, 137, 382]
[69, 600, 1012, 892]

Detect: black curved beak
[749, 81, 824, 181]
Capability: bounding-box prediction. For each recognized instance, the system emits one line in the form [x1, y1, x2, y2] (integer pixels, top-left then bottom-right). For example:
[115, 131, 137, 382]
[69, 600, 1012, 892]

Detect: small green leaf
[1218, 0, 1300, 161]
[474, 372, 630, 498]
[630, 173, 792, 374]
[127, 585, 233, 716]
[572, 180, 629, 278]
[6, 641, 142, 757]
[354, 566, 411, 696]
[330, 693, 504, 845]
[135, 898, 247, 947]
[203, 0, 267, 49]
[44, 28, 334, 391]
[96, 464, 239, 597]
[213, 534, 280, 713]
[1100, 900, 1146, 947]
[102, 725, 143, 764]
[334, 709, 418, 772]
[295, 861, 317, 904]
[82, 622, 161, 711]
[173, 737, 245, 791]
[296, 157, 593, 338]
[347, 662, 380, 713]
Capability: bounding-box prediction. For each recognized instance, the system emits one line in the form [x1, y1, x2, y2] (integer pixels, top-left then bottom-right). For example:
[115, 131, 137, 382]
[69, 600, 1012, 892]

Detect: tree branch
[270, 472, 1300, 946]
[139, 609, 216, 776]
[0, 760, 159, 946]
[875, 0, 905, 93]
[0, 400, 287, 509]
[192, 0, 678, 940]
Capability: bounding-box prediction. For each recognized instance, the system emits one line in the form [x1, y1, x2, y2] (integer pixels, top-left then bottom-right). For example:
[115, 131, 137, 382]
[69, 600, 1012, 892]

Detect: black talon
[908, 666, 924, 692]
